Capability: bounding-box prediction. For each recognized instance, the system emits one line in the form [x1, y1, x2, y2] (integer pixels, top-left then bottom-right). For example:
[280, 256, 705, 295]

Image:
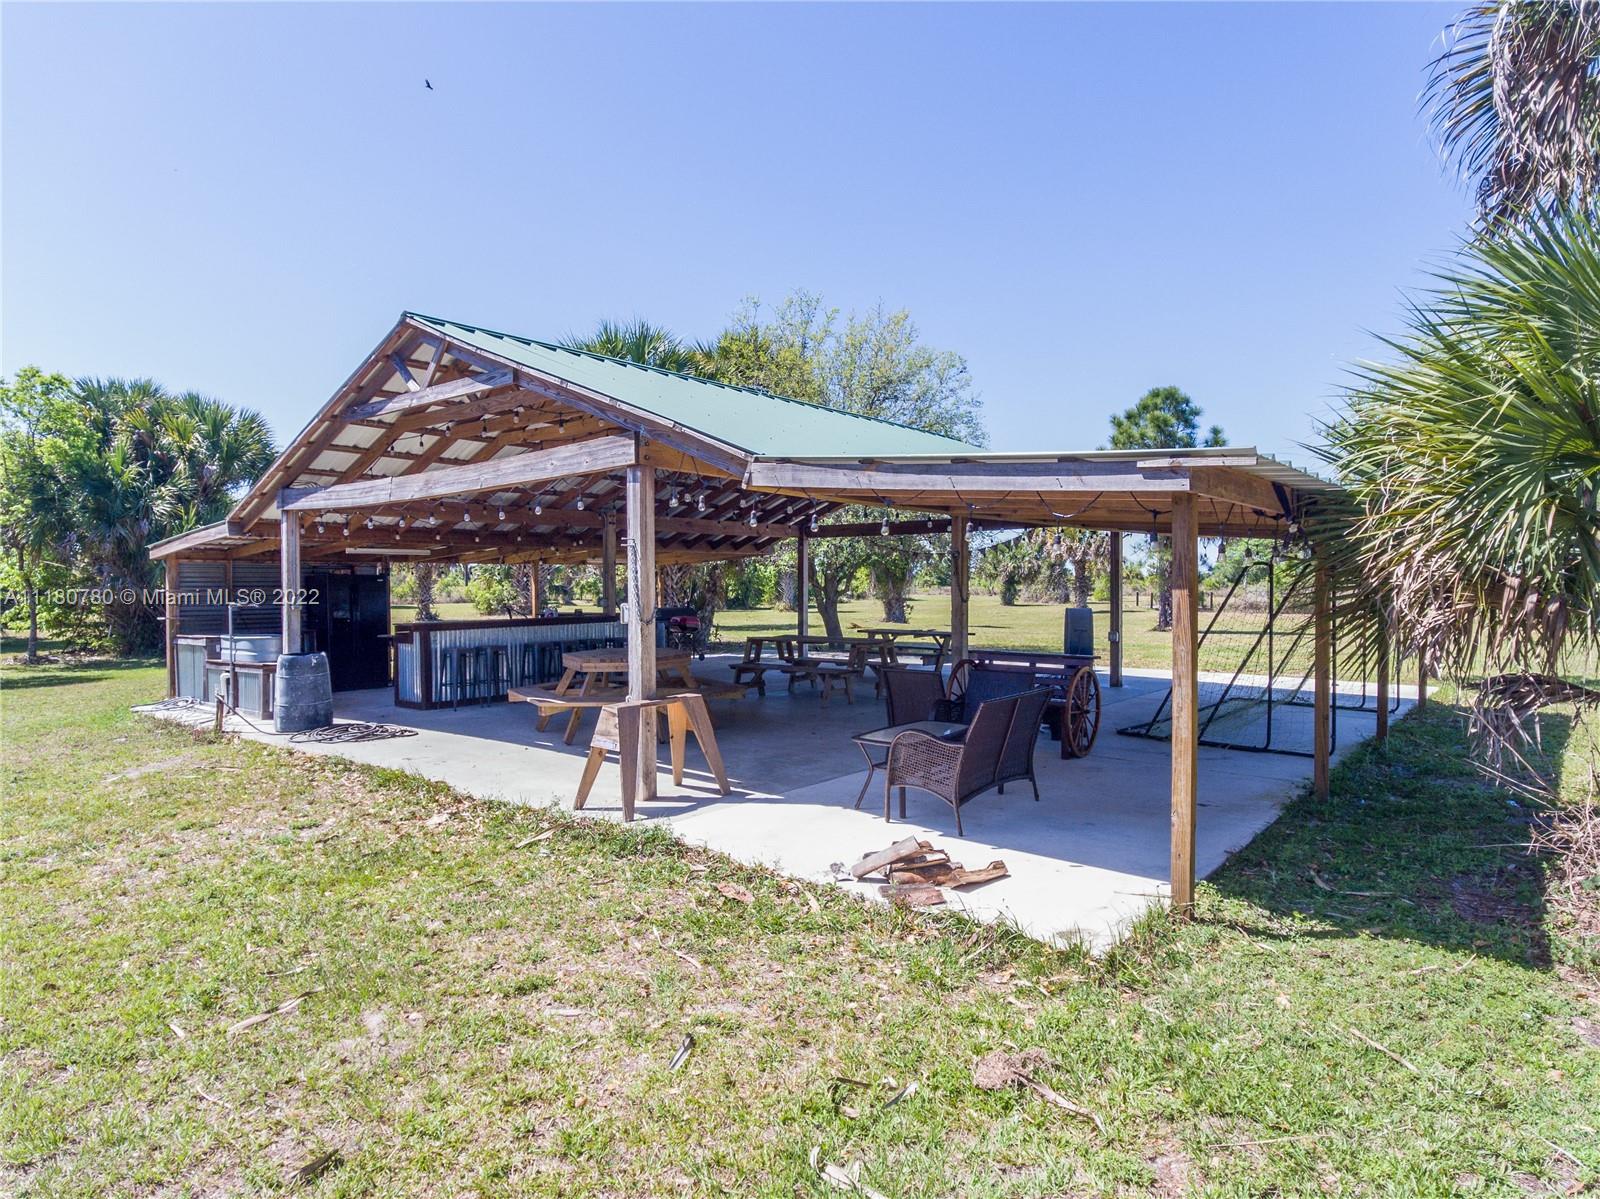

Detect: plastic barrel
[274, 652, 334, 733]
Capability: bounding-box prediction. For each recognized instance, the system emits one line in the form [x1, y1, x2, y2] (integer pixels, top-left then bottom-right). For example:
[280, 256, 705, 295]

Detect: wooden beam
[281, 435, 637, 511]
[231, 323, 420, 528]
[281, 512, 303, 654]
[1183, 466, 1285, 518]
[602, 511, 618, 614]
[1108, 532, 1124, 688]
[164, 559, 179, 697]
[342, 369, 513, 422]
[796, 532, 810, 639]
[1313, 563, 1332, 800]
[389, 351, 422, 392]
[744, 458, 1187, 496]
[950, 513, 970, 665]
[624, 465, 658, 803]
[1169, 492, 1199, 914]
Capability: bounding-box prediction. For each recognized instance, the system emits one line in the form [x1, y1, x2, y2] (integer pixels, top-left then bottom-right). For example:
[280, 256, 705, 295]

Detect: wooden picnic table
[509, 688, 730, 820]
[856, 626, 953, 651]
[553, 646, 695, 697]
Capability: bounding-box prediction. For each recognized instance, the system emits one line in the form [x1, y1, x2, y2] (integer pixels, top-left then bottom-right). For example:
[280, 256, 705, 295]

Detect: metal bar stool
[488, 645, 511, 698]
[518, 642, 540, 687]
[439, 647, 470, 709]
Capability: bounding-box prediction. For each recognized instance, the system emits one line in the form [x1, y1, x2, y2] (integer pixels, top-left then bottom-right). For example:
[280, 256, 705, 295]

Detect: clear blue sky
[2, 2, 1471, 465]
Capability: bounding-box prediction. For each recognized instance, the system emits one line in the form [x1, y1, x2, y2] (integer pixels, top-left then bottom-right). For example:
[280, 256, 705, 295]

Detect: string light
[533, 498, 543, 516]
[881, 517, 890, 536]
[497, 508, 506, 521]
[342, 526, 350, 538]
[809, 513, 819, 533]
[365, 517, 374, 529]
[696, 492, 707, 512]
[575, 497, 585, 511]
[748, 510, 758, 528]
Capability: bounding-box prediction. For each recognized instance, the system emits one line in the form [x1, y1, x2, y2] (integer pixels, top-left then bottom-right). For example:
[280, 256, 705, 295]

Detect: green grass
[3, 654, 1598, 1196]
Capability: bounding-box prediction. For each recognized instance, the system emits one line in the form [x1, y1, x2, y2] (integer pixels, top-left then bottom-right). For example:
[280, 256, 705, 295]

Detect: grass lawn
[4, 651, 1598, 1196]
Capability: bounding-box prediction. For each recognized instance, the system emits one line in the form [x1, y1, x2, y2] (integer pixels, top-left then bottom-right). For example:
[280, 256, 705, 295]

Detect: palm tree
[563, 319, 705, 375]
[70, 378, 276, 652]
[1427, 3, 1600, 226]
[1325, 203, 1600, 677]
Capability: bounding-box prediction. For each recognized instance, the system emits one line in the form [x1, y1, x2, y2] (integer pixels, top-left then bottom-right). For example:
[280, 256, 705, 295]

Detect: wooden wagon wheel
[1061, 664, 1101, 758]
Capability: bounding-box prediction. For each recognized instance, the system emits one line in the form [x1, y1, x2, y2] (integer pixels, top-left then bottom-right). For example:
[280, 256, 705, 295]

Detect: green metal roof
[406, 313, 978, 459]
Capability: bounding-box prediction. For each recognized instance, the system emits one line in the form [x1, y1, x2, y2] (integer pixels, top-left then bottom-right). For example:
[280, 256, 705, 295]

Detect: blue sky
[2, 2, 1470, 464]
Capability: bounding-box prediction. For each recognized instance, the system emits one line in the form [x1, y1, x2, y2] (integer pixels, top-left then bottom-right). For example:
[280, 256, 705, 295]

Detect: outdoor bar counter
[393, 613, 623, 710]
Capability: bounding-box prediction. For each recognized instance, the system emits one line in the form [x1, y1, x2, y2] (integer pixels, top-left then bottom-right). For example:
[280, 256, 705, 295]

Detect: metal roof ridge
[403, 311, 980, 450]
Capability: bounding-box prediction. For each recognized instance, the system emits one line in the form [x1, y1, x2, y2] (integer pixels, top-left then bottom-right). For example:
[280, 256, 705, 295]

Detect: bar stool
[488, 645, 511, 697]
[518, 642, 540, 687]
[439, 647, 469, 709]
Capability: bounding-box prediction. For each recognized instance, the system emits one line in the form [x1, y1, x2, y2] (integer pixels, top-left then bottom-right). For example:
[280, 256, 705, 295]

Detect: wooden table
[553, 646, 695, 697]
[511, 688, 730, 820]
[857, 627, 952, 652]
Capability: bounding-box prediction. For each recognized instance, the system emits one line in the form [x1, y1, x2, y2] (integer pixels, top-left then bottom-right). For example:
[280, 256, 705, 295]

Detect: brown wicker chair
[881, 666, 946, 726]
[883, 687, 1052, 835]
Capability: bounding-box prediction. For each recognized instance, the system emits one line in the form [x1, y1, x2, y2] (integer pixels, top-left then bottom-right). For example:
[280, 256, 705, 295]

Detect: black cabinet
[303, 568, 390, 692]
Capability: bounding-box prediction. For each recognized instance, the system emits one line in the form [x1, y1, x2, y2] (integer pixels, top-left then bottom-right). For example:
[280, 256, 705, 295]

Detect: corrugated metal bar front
[397, 618, 624, 707]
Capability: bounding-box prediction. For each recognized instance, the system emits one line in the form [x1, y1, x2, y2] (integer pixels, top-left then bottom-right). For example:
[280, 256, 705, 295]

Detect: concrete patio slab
[140, 656, 1411, 952]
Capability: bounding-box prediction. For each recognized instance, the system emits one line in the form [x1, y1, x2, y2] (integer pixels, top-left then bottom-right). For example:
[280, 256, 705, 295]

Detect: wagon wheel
[1061, 664, 1101, 758]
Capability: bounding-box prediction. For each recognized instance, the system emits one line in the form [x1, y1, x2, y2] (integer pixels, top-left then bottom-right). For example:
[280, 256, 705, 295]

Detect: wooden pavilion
[149, 312, 1354, 909]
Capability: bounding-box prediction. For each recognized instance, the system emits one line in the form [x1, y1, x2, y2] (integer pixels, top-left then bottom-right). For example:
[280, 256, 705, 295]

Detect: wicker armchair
[884, 687, 1052, 835]
[881, 666, 947, 726]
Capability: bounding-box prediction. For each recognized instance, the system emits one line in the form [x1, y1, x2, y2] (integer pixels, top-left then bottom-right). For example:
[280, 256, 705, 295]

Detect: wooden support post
[1374, 605, 1390, 746]
[164, 558, 180, 697]
[529, 561, 542, 616]
[950, 513, 970, 665]
[601, 512, 618, 614]
[280, 512, 303, 654]
[1313, 563, 1332, 799]
[1417, 646, 1429, 710]
[796, 531, 810, 639]
[1108, 532, 1124, 688]
[624, 465, 658, 802]
[1169, 493, 1199, 913]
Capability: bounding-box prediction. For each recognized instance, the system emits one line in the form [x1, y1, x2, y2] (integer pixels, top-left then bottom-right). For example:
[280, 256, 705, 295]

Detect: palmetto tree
[1325, 204, 1600, 676]
[70, 378, 276, 651]
[1428, 3, 1600, 226]
[563, 319, 707, 375]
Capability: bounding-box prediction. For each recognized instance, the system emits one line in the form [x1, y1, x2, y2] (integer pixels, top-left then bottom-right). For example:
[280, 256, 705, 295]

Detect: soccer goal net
[1117, 551, 1400, 757]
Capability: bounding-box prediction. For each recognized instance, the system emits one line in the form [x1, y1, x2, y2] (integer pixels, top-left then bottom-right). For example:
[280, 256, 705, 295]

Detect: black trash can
[274, 652, 334, 733]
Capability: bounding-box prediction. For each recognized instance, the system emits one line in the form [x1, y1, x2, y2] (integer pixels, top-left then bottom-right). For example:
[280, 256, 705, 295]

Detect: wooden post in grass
[1313, 563, 1332, 800]
[601, 511, 618, 614]
[280, 512, 303, 654]
[1108, 532, 1124, 688]
[164, 558, 180, 697]
[1417, 646, 1429, 710]
[950, 512, 970, 665]
[624, 464, 658, 802]
[796, 530, 810, 639]
[1169, 493, 1199, 913]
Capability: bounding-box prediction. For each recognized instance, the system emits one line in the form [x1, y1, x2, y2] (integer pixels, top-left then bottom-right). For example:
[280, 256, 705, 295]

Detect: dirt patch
[1446, 864, 1540, 927]
[972, 1048, 1050, 1090]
